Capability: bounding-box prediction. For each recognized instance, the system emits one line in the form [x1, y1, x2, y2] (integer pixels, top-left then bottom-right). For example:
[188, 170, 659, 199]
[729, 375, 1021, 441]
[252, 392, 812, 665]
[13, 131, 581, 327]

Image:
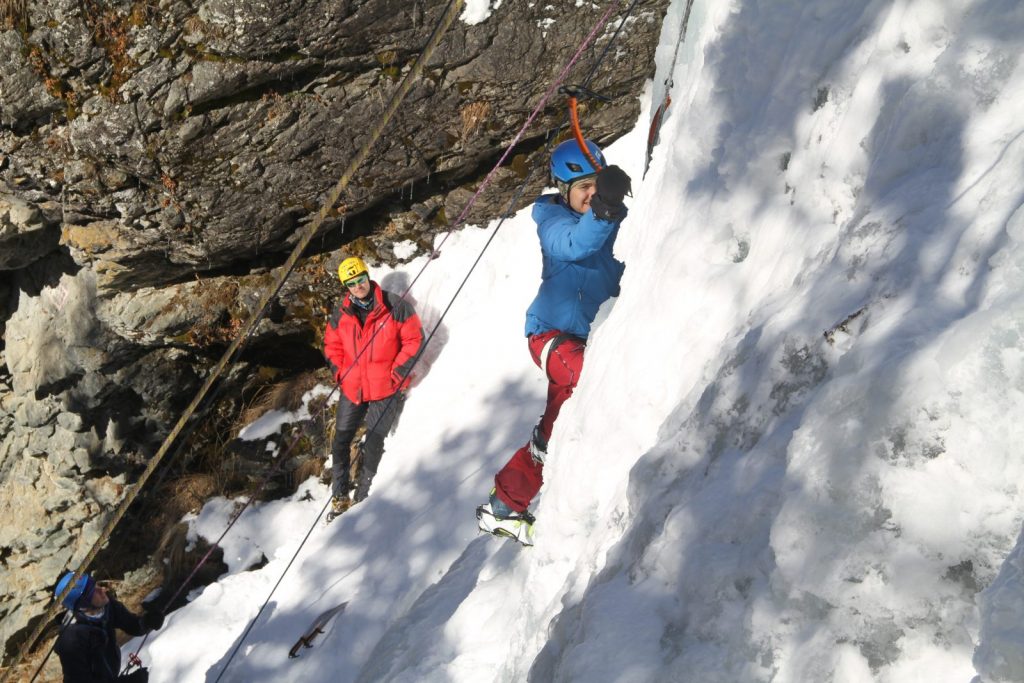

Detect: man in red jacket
[323, 257, 424, 520]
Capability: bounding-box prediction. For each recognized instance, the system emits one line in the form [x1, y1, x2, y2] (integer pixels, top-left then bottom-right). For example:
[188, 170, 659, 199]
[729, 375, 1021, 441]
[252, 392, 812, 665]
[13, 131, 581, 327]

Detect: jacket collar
[74, 603, 109, 625]
[342, 281, 383, 315]
[546, 192, 582, 218]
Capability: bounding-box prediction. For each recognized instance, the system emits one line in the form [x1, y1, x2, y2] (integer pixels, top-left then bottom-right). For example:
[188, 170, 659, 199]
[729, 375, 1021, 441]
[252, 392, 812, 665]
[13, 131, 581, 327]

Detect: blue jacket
[524, 194, 626, 339]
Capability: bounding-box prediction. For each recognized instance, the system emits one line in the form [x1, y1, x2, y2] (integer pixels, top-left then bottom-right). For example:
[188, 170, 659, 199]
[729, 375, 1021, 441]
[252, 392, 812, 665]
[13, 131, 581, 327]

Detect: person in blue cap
[52, 571, 164, 682]
[477, 138, 631, 545]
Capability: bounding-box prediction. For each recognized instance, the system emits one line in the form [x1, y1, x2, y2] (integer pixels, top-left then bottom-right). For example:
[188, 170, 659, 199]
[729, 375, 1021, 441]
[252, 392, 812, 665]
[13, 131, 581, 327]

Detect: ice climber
[52, 571, 163, 682]
[477, 138, 632, 545]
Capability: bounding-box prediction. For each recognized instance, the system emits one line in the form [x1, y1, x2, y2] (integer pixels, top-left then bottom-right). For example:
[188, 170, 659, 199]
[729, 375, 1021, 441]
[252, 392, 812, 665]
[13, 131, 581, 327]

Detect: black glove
[142, 609, 164, 631]
[118, 667, 149, 683]
[595, 165, 631, 206]
[590, 165, 631, 221]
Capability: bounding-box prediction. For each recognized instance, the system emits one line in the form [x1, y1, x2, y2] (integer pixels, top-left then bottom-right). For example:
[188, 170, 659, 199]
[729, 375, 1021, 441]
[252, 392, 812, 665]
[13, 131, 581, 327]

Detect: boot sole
[476, 505, 534, 546]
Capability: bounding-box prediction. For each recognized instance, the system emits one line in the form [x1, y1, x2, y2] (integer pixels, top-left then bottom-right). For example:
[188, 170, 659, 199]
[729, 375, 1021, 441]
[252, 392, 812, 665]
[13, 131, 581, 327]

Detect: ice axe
[558, 84, 610, 171]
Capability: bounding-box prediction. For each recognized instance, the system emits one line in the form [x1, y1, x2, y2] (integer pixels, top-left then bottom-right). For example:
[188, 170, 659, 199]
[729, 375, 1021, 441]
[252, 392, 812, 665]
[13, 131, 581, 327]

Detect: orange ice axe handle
[568, 96, 602, 172]
[559, 85, 608, 173]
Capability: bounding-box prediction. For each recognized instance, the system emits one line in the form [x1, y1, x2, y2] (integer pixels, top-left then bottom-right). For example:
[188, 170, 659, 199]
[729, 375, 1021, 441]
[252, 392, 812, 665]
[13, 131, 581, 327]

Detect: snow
[124, 0, 1024, 681]
[236, 385, 333, 441]
[391, 239, 418, 261]
[460, 0, 501, 26]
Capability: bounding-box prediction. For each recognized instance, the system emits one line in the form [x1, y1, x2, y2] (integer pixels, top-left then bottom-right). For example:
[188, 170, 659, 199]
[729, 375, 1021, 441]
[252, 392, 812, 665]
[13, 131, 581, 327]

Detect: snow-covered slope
[130, 0, 1024, 681]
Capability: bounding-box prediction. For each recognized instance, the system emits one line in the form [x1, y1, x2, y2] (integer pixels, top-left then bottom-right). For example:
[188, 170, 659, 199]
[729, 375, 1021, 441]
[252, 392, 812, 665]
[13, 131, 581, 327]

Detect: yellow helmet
[338, 256, 369, 283]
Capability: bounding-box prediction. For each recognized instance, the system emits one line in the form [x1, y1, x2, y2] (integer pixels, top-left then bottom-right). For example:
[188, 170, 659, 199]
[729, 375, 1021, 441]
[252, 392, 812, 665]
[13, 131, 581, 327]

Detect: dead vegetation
[82, 0, 139, 100]
[0, 0, 26, 28]
[238, 372, 323, 427]
[460, 100, 491, 141]
[292, 452, 326, 485]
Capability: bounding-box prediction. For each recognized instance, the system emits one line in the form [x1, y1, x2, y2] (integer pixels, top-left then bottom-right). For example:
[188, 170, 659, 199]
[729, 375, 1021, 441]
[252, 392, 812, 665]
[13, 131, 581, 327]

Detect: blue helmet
[550, 139, 606, 186]
[54, 571, 95, 611]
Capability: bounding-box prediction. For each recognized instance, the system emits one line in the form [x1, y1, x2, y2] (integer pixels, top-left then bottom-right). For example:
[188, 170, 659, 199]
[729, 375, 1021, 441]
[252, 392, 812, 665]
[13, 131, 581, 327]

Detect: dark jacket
[324, 282, 424, 404]
[524, 194, 626, 339]
[55, 600, 146, 683]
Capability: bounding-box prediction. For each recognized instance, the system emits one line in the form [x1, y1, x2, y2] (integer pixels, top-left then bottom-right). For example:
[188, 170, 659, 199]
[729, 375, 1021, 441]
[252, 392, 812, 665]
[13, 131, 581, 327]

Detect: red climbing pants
[494, 330, 585, 512]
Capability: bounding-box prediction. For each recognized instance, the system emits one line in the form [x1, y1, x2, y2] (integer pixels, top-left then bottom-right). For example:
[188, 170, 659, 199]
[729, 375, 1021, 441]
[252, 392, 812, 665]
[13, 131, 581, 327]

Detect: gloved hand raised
[142, 609, 164, 631]
[595, 165, 632, 206]
[589, 165, 632, 221]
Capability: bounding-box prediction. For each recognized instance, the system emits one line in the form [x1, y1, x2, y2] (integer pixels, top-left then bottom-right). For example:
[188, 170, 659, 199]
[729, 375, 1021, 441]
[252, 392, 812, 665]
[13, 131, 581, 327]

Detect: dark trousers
[494, 331, 586, 512]
[331, 392, 404, 500]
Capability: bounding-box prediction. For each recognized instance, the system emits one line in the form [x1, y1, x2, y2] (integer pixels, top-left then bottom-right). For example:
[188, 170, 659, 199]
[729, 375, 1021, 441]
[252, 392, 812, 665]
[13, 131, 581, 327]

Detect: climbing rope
[117, 392, 339, 675]
[13, 0, 646, 677]
[211, 1, 640, 678]
[146, 9, 646, 661]
[644, 0, 696, 175]
[3, 2, 468, 681]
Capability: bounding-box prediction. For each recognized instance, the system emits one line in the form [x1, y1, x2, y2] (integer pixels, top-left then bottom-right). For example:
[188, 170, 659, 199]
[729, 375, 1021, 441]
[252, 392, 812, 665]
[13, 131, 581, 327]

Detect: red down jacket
[324, 283, 424, 404]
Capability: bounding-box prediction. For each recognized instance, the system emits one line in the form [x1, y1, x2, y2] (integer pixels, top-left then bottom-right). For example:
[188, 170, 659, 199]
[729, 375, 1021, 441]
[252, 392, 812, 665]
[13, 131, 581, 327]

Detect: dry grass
[158, 372, 333, 508]
[0, 0, 26, 28]
[306, 381, 333, 418]
[349, 435, 364, 483]
[141, 521, 228, 615]
[186, 422, 246, 499]
[135, 475, 222, 598]
[292, 454, 325, 484]
[460, 101, 491, 140]
[169, 473, 219, 513]
[312, 403, 365, 490]
[127, 1, 154, 27]
[183, 14, 205, 35]
[155, 523, 192, 580]
[138, 472, 220, 572]
[237, 372, 322, 428]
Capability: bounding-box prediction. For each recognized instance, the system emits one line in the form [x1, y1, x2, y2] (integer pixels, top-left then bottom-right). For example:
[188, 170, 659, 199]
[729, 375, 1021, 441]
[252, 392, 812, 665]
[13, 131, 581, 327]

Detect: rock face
[0, 0, 668, 663]
[3, 0, 665, 290]
[0, 193, 61, 270]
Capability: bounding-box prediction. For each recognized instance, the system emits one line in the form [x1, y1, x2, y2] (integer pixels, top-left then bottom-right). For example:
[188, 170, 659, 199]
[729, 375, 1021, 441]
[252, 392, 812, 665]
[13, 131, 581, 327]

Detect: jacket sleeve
[323, 306, 349, 382]
[387, 298, 424, 382]
[535, 201, 625, 262]
[109, 600, 147, 638]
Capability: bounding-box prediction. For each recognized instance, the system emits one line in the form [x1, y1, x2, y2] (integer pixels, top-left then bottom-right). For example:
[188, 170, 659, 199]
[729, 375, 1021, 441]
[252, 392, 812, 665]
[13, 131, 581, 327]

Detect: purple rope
[121, 422, 320, 671]
[397, 0, 626, 298]
[124, 1, 627, 672]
